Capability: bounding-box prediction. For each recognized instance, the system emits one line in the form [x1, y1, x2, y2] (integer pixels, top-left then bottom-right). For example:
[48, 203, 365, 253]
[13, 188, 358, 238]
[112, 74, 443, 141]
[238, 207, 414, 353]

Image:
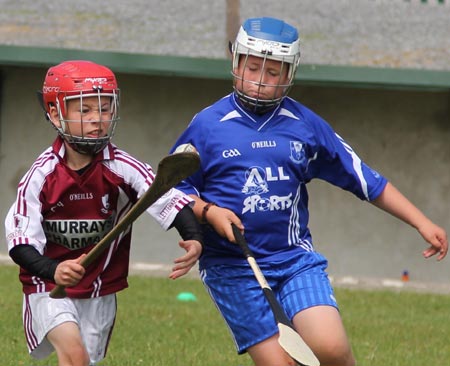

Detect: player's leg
[293, 306, 355, 366]
[23, 293, 89, 366]
[281, 252, 356, 366]
[75, 294, 117, 365]
[47, 322, 90, 366]
[246, 335, 297, 366]
[201, 265, 295, 366]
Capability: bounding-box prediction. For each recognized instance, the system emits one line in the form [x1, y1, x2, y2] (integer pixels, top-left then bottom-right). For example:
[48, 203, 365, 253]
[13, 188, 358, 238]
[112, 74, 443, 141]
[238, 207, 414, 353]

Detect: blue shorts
[200, 251, 337, 354]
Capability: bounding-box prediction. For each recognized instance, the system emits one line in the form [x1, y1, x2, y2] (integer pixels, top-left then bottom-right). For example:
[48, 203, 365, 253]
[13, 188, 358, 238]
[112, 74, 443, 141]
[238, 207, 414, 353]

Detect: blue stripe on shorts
[200, 251, 337, 354]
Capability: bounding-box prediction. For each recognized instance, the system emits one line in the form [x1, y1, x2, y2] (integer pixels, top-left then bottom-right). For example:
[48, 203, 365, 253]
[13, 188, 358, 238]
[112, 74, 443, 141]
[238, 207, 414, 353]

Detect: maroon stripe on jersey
[92, 276, 102, 298]
[23, 294, 39, 351]
[103, 296, 117, 357]
[12, 235, 29, 247]
[103, 143, 114, 160]
[115, 194, 133, 225]
[109, 199, 133, 250]
[114, 150, 156, 183]
[11, 150, 56, 247]
[32, 275, 46, 293]
[115, 155, 153, 179]
[175, 195, 192, 212]
[16, 150, 56, 217]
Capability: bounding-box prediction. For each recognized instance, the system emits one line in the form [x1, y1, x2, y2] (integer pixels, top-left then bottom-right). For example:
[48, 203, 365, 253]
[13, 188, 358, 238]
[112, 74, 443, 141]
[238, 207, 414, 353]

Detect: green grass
[2, 264, 450, 366]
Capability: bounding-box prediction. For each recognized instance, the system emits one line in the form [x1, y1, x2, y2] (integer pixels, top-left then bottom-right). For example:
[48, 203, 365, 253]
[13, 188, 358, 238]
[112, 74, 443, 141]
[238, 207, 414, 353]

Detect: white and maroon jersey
[5, 137, 192, 298]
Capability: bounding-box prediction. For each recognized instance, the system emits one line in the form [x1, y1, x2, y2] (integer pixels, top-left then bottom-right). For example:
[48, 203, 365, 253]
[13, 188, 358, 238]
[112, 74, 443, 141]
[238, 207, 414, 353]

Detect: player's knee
[252, 354, 297, 366]
[317, 342, 355, 366]
[247, 336, 297, 366]
[322, 351, 356, 366]
[56, 345, 90, 366]
[73, 347, 90, 366]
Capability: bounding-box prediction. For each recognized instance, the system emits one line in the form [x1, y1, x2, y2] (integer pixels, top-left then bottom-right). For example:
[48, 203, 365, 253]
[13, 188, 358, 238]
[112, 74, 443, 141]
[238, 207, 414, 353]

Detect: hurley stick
[50, 151, 200, 298]
[231, 224, 320, 366]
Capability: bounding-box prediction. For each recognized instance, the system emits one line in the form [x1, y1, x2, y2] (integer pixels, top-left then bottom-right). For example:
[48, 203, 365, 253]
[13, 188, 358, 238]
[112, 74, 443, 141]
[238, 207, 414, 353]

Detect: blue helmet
[231, 17, 301, 113]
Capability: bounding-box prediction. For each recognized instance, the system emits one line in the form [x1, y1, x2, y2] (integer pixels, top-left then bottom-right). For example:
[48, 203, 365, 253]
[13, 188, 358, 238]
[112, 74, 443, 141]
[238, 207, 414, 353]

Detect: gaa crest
[289, 140, 306, 164]
[13, 213, 30, 234]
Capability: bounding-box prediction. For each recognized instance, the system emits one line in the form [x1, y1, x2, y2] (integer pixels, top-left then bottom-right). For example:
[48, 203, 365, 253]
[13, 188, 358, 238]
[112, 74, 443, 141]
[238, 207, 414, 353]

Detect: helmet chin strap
[53, 119, 107, 155]
[65, 135, 110, 155]
[234, 88, 282, 115]
[232, 53, 292, 115]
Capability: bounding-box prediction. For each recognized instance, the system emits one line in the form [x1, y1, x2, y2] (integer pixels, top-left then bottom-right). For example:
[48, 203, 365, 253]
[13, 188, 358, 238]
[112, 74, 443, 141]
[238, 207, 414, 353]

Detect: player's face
[52, 96, 113, 138]
[233, 55, 290, 101]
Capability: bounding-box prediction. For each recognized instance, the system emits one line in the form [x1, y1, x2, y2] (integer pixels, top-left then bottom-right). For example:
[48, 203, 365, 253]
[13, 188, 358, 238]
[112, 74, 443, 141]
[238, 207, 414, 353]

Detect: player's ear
[47, 105, 61, 128]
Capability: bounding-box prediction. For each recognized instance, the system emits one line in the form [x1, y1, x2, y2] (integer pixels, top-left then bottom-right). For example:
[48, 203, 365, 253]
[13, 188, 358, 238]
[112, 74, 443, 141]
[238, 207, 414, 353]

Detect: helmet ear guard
[231, 17, 301, 114]
[41, 60, 120, 154]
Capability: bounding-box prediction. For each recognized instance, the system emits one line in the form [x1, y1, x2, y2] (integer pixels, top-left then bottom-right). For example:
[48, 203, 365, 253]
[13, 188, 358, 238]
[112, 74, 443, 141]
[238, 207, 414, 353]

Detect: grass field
[1, 264, 450, 366]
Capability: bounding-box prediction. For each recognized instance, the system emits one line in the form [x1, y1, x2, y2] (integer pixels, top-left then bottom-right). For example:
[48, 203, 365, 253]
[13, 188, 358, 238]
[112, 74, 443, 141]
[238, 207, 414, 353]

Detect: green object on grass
[176, 291, 197, 302]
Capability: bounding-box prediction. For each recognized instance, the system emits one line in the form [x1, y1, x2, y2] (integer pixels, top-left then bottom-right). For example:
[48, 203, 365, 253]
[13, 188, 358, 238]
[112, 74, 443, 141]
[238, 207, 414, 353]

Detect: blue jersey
[171, 93, 387, 269]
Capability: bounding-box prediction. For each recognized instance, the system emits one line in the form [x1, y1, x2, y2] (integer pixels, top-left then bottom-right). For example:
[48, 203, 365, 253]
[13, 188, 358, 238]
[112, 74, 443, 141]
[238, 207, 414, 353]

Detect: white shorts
[23, 292, 117, 364]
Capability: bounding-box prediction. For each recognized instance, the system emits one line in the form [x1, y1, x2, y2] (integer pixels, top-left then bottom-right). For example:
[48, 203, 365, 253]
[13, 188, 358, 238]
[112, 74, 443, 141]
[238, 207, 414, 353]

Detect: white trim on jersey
[9, 148, 57, 252]
[279, 108, 300, 120]
[288, 184, 314, 252]
[335, 133, 369, 199]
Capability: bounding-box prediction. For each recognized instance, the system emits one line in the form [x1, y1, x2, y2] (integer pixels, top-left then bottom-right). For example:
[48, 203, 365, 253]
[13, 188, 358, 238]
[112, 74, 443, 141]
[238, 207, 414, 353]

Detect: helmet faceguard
[42, 60, 120, 155]
[231, 17, 301, 114]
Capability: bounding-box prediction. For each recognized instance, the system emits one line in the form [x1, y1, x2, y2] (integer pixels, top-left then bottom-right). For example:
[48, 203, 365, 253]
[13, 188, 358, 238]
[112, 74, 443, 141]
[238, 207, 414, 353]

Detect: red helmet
[42, 60, 120, 154]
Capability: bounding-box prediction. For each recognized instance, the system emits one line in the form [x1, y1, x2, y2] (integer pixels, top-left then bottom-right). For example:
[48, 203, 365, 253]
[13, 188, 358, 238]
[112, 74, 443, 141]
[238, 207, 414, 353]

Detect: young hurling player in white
[170, 17, 448, 366]
[5, 60, 203, 366]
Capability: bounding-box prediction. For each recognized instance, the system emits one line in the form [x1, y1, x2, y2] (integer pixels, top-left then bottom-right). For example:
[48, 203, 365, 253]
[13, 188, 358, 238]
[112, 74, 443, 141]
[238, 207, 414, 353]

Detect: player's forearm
[370, 181, 431, 230]
[9, 245, 59, 281]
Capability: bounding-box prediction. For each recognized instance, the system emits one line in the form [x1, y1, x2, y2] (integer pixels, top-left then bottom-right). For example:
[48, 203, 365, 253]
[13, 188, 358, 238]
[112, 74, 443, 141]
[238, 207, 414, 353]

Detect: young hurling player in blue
[170, 17, 448, 366]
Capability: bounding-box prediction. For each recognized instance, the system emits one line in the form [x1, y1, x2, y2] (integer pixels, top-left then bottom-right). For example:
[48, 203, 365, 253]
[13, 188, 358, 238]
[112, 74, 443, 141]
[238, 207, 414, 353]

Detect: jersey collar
[52, 136, 116, 162]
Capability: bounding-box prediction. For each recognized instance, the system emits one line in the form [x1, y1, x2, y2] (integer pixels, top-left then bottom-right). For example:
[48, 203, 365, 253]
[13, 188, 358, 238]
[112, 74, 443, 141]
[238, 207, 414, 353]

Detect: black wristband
[9, 245, 59, 281]
[171, 205, 204, 245]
